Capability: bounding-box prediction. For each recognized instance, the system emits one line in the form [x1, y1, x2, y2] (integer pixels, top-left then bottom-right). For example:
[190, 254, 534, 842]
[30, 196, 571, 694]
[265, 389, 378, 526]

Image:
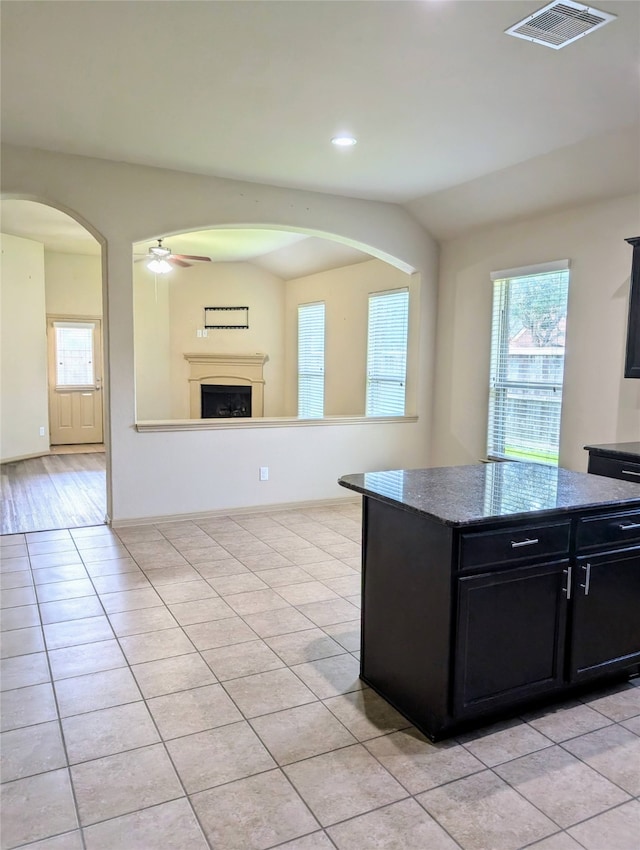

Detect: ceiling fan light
[147, 258, 172, 274]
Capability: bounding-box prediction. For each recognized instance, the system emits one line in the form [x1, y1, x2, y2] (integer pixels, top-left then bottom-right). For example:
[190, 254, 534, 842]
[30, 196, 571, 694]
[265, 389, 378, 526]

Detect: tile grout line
[63, 512, 355, 847]
[26, 531, 89, 850]
[114, 513, 353, 849]
[122, 513, 371, 847]
[54, 526, 224, 849]
[3, 505, 638, 850]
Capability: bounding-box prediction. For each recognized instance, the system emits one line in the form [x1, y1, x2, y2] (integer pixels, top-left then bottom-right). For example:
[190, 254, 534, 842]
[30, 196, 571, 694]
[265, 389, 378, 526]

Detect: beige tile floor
[1, 503, 639, 850]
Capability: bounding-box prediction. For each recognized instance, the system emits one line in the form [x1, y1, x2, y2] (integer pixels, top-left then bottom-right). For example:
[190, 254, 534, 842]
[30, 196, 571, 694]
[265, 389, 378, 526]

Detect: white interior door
[48, 317, 103, 445]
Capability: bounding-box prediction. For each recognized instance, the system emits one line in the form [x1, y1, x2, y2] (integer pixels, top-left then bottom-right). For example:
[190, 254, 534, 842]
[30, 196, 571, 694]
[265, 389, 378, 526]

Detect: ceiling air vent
[505, 1, 616, 49]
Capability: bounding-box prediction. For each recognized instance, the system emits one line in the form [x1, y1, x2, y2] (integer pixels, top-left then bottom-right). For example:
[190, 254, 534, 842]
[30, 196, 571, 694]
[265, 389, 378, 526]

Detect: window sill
[136, 415, 418, 433]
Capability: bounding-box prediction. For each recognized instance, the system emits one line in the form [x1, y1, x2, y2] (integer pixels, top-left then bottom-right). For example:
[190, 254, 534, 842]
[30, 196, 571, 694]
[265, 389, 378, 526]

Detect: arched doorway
[0, 199, 108, 534]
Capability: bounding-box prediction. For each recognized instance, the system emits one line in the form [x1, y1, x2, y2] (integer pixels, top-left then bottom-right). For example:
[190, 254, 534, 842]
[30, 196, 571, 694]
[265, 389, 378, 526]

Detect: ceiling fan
[135, 238, 212, 273]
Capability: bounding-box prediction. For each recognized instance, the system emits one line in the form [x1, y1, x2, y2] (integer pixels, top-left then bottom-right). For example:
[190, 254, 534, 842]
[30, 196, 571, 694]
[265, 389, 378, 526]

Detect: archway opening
[0, 199, 108, 534]
[132, 225, 419, 423]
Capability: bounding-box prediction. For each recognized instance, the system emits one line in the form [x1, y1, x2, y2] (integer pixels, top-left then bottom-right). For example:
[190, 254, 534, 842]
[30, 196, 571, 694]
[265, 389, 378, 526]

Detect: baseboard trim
[0, 450, 50, 465]
[110, 495, 361, 528]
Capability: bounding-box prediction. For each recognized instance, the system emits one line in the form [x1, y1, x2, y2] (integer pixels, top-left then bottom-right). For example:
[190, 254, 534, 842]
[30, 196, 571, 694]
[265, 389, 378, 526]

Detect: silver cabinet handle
[563, 566, 572, 599]
[580, 562, 591, 596]
[511, 538, 539, 548]
[621, 470, 640, 476]
[619, 522, 640, 531]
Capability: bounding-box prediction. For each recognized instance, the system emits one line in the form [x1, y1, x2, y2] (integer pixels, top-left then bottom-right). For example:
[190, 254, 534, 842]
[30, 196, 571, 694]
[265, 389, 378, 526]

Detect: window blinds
[298, 302, 325, 418]
[54, 322, 95, 387]
[487, 268, 569, 465]
[366, 289, 409, 416]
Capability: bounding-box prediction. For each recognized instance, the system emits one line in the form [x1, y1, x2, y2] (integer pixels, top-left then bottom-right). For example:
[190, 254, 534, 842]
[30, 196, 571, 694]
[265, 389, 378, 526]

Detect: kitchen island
[338, 462, 640, 740]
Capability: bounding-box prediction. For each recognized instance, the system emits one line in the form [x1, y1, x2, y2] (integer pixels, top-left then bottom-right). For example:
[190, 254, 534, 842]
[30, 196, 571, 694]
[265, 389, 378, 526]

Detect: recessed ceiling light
[331, 135, 357, 147]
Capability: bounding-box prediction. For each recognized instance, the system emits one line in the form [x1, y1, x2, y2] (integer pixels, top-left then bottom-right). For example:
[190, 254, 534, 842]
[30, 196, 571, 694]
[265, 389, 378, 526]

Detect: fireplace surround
[184, 353, 267, 418]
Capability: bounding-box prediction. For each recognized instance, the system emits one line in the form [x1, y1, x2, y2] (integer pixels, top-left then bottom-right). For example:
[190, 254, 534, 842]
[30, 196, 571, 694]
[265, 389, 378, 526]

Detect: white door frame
[47, 313, 105, 444]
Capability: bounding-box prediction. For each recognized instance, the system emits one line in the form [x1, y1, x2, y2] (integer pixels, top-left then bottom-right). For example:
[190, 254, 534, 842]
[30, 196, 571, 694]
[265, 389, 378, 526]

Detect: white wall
[164, 262, 285, 418]
[432, 193, 640, 472]
[135, 254, 417, 422]
[1, 145, 439, 522]
[134, 260, 286, 419]
[0, 233, 50, 461]
[283, 259, 419, 416]
[44, 251, 102, 316]
[134, 271, 172, 421]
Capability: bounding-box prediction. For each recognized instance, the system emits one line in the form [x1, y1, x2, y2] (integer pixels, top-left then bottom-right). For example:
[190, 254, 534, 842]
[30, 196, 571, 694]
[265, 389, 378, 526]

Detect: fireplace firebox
[201, 385, 252, 418]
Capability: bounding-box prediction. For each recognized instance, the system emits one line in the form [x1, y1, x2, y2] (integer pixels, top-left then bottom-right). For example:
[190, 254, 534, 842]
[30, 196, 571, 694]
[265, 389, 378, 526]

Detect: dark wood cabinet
[358, 494, 640, 740]
[587, 454, 640, 484]
[360, 498, 454, 735]
[341, 464, 640, 740]
[624, 236, 640, 379]
[570, 549, 640, 681]
[454, 560, 568, 715]
[570, 508, 640, 682]
[585, 443, 640, 485]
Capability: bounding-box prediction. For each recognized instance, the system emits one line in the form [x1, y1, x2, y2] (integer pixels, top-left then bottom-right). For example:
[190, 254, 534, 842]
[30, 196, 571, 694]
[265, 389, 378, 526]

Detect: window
[487, 263, 570, 466]
[298, 302, 325, 417]
[54, 321, 96, 387]
[366, 289, 409, 416]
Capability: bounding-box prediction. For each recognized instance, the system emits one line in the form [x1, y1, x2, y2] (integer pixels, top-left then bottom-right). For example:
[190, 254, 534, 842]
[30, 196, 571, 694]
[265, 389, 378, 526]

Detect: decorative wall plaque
[204, 306, 249, 329]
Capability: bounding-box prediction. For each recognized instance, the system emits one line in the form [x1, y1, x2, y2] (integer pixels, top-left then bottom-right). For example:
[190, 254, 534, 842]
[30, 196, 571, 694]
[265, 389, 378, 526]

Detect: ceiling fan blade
[169, 257, 192, 268]
[171, 253, 212, 262]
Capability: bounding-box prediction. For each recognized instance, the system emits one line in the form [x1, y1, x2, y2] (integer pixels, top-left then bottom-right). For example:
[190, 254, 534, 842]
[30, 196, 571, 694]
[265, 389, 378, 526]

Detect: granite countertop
[338, 462, 640, 527]
[584, 442, 640, 462]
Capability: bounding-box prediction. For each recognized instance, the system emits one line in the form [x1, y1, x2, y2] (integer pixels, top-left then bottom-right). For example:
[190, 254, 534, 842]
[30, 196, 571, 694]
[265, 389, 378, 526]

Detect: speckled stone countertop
[338, 462, 640, 527]
[584, 442, 640, 462]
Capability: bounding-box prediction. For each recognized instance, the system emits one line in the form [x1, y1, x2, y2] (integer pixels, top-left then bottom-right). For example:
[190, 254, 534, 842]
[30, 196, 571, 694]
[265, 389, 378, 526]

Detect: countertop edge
[337, 475, 640, 529]
[584, 443, 640, 463]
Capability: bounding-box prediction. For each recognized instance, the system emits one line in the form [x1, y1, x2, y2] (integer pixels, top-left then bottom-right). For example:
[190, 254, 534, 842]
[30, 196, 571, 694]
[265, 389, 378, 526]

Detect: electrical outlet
[197, 329, 202, 338]
[202, 329, 208, 337]
[259, 467, 269, 481]
[39, 426, 45, 437]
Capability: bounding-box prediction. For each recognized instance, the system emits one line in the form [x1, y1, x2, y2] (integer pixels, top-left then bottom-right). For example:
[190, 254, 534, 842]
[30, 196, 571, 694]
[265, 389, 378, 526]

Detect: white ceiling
[134, 227, 372, 279]
[0, 201, 101, 255]
[0, 200, 373, 280]
[1, 0, 639, 245]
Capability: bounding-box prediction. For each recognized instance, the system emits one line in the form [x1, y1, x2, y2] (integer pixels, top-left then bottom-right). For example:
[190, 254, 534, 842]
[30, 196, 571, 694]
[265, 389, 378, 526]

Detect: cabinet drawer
[459, 521, 571, 571]
[588, 455, 640, 484]
[577, 510, 640, 551]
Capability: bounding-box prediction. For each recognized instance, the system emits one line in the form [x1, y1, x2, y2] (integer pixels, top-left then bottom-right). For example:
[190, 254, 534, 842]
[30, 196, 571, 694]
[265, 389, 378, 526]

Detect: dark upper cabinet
[625, 236, 640, 379]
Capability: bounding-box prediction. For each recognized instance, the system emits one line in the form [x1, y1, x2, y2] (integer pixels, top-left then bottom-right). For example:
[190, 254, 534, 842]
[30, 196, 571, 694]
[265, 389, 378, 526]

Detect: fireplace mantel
[184, 353, 267, 418]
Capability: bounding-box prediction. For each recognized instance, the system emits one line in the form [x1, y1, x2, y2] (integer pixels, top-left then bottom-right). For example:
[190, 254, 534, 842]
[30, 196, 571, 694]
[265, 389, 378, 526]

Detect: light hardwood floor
[0, 452, 106, 535]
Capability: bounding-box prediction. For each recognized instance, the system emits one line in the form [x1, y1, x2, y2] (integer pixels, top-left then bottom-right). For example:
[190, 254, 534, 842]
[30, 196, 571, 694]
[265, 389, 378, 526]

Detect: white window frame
[297, 302, 325, 418]
[53, 320, 96, 389]
[487, 261, 570, 466]
[366, 288, 409, 417]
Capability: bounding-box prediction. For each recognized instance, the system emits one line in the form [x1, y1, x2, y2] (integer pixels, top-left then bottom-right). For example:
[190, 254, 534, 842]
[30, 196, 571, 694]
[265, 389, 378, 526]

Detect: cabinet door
[570, 549, 640, 682]
[454, 560, 568, 717]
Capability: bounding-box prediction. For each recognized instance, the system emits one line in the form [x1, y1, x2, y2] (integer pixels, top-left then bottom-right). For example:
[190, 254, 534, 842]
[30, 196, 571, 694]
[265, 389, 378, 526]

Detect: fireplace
[184, 353, 267, 419]
[202, 384, 251, 418]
